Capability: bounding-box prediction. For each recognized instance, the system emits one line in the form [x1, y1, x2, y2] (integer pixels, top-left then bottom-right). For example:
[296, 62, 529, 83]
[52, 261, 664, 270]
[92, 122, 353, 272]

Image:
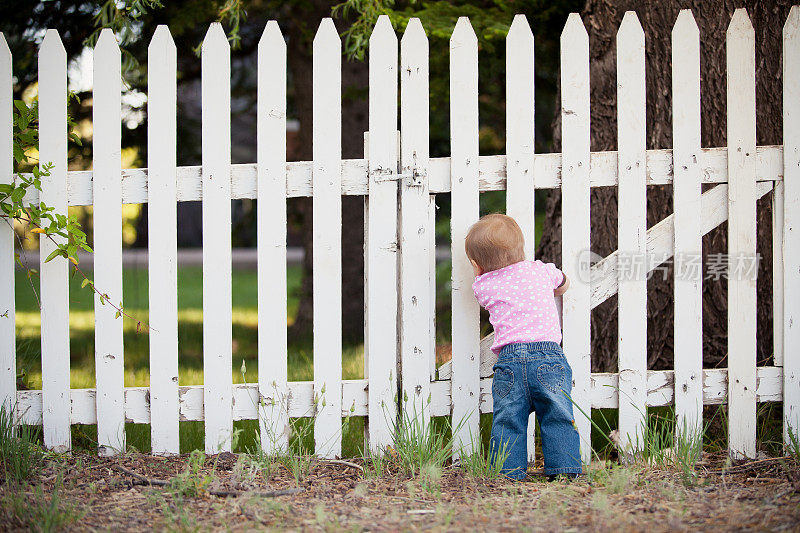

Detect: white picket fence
[1, 8, 798, 461]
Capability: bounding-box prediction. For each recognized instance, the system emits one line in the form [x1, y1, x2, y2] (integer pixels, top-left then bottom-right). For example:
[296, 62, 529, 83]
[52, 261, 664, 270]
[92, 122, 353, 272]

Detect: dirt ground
[2, 451, 799, 532]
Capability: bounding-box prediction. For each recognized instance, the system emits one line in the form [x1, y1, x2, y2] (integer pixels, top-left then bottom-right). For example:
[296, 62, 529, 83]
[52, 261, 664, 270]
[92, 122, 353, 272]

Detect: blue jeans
[489, 341, 582, 479]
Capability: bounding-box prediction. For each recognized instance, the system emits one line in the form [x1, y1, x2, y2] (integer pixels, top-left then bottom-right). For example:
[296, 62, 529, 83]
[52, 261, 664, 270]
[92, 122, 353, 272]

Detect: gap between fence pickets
[438, 177, 775, 380]
[13, 365, 782, 425]
[17, 145, 782, 207]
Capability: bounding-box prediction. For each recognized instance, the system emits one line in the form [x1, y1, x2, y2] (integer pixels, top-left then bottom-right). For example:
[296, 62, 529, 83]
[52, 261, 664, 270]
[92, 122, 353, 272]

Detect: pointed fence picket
[672, 10, 704, 439]
[93, 29, 125, 456]
[400, 17, 432, 434]
[147, 25, 179, 456]
[726, 8, 758, 460]
[366, 15, 399, 452]
[783, 6, 800, 448]
[201, 23, 233, 454]
[38, 30, 71, 453]
[0, 34, 14, 417]
[505, 14, 537, 464]
[257, 20, 289, 455]
[449, 17, 481, 458]
[5, 11, 796, 463]
[616, 11, 647, 452]
[560, 14, 592, 464]
[312, 18, 342, 459]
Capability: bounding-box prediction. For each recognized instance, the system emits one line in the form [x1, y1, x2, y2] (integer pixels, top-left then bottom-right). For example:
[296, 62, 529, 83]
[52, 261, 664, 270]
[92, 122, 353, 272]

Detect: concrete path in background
[15, 247, 451, 269]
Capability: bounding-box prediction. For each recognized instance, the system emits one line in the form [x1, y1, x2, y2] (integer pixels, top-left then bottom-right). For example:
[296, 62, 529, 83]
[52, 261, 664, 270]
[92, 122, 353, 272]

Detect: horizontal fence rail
[2, 7, 798, 461]
[17, 145, 784, 205]
[13, 365, 783, 425]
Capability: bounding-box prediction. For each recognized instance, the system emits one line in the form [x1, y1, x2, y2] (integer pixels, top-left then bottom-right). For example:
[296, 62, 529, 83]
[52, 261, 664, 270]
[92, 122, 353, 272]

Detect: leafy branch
[84, 0, 166, 73]
[331, 0, 513, 61]
[2, 97, 145, 332]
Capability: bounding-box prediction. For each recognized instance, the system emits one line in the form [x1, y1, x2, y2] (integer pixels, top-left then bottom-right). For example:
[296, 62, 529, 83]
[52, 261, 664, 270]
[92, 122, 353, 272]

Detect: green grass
[0, 404, 43, 483]
[14, 265, 367, 455]
[14, 265, 368, 387]
[1, 475, 85, 532]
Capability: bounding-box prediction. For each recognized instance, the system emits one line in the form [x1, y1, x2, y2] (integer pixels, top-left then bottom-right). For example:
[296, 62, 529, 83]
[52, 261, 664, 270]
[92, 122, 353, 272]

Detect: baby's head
[465, 213, 525, 276]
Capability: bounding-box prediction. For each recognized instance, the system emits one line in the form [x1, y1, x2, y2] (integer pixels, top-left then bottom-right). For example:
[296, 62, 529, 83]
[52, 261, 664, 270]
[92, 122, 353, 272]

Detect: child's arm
[554, 274, 570, 296]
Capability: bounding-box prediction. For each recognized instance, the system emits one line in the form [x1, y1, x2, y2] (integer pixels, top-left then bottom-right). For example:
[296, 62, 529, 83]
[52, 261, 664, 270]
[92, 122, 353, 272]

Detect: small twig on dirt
[389, 494, 437, 504]
[208, 487, 304, 498]
[709, 456, 791, 475]
[111, 464, 169, 486]
[111, 464, 303, 498]
[315, 458, 364, 472]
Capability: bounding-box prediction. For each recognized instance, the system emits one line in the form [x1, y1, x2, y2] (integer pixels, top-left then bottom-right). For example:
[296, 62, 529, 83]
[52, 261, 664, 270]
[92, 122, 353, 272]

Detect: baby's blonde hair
[465, 214, 525, 273]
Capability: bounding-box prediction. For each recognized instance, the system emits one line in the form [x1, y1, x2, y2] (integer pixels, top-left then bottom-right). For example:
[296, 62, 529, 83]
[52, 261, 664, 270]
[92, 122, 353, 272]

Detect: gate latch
[371, 167, 426, 187]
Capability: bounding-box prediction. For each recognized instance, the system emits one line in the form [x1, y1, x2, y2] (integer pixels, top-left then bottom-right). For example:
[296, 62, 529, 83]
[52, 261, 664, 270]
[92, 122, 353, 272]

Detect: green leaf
[81, 278, 90, 289]
[44, 249, 62, 263]
[10, 187, 25, 203]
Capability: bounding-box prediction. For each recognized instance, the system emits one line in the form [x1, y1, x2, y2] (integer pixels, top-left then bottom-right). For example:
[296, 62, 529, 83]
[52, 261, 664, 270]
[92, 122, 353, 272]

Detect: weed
[0, 404, 43, 483]
[605, 465, 639, 494]
[569, 390, 707, 487]
[231, 454, 261, 486]
[168, 450, 213, 497]
[787, 424, 800, 461]
[536, 486, 568, 517]
[405, 479, 417, 499]
[361, 446, 387, 479]
[314, 503, 341, 529]
[591, 491, 611, 516]
[419, 461, 443, 497]
[670, 418, 705, 486]
[239, 494, 288, 526]
[2, 475, 84, 532]
[353, 483, 368, 497]
[756, 403, 785, 457]
[459, 433, 511, 479]
[147, 490, 199, 533]
[280, 453, 312, 486]
[654, 478, 686, 503]
[438, 505, 456, 528]
[383, 405, 461, 477]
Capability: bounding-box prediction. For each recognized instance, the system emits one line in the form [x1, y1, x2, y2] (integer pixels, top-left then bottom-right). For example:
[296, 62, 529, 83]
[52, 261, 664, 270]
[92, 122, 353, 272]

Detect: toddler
[466, 213, 581, 480]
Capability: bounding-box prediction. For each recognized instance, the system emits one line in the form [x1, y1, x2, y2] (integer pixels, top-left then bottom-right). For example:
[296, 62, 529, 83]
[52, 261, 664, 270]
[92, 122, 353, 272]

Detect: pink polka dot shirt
[472, 260, 565, 355]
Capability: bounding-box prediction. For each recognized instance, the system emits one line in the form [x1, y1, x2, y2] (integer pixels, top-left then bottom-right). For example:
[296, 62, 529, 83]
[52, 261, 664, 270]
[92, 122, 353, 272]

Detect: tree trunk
[537, 0, 791, 372]
[288, 6, 369, 343]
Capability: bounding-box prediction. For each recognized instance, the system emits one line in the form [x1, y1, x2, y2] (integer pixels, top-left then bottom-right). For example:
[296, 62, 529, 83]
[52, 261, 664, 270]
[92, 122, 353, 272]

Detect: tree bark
[287, 5, 369, 343]
[537, 0, 791, 372]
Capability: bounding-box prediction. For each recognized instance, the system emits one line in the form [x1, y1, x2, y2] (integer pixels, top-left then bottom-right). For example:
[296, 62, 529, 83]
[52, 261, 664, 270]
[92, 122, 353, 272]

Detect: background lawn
[14, 264, 371, 454]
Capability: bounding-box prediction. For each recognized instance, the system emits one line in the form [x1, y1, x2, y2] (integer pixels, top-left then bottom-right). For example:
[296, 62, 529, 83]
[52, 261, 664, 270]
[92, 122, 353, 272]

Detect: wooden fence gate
[1, 8, 798, 462]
